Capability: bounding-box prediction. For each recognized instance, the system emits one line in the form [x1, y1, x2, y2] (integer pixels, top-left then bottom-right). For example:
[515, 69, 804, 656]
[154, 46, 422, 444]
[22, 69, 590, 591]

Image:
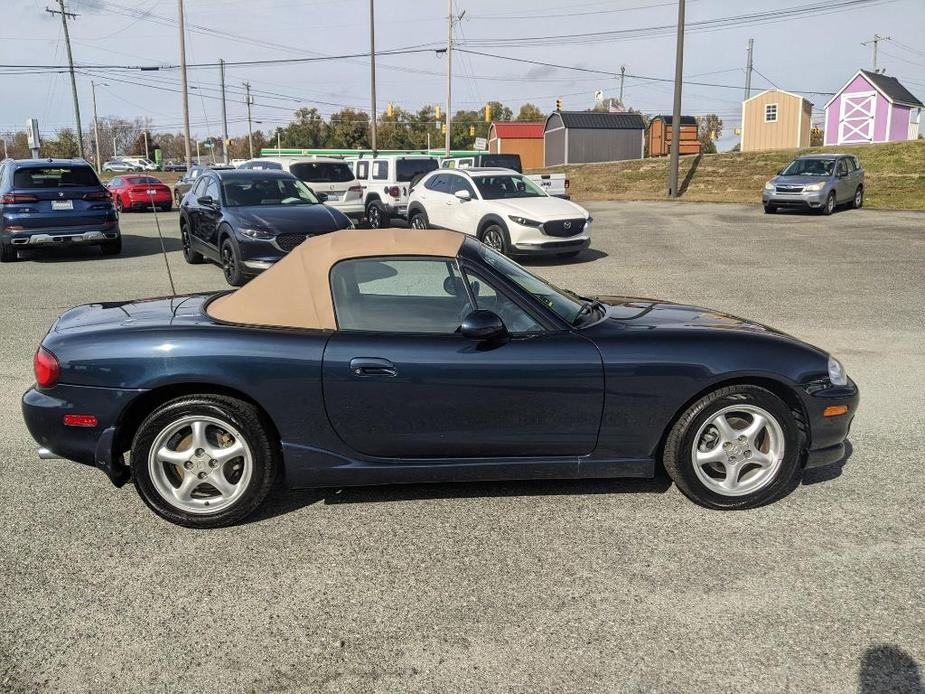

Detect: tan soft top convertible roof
[207, 229, 465, 330]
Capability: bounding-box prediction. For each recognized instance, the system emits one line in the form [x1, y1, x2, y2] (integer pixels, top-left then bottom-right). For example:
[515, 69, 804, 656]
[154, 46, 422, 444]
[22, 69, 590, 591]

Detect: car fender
[476, 213, 509, 240]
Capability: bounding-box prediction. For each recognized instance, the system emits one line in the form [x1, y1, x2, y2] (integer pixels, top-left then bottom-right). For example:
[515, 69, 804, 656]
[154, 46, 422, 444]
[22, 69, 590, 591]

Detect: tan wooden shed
[647, 115, 701, 157]
[487, 122, 545, 170]
[741, 89, 812, 152]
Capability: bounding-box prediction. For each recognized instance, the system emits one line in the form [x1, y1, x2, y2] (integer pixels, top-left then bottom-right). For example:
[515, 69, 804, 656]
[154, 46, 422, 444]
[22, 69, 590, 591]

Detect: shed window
[764, 104, 778, 123]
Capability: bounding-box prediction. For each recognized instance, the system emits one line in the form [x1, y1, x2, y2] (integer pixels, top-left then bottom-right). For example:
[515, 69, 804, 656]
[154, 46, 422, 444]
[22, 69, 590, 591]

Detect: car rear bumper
[801, 378, 859, 469]
[6, 227, 120, 246]
[124, 196, 172, 209]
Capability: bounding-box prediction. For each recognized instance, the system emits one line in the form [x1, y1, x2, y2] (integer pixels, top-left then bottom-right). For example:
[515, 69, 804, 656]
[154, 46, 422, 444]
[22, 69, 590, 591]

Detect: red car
[106, 175, 172, 212]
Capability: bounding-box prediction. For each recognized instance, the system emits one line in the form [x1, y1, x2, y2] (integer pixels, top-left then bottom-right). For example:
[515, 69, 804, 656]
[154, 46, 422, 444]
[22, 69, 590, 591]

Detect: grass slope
[539, 139, 925, 210]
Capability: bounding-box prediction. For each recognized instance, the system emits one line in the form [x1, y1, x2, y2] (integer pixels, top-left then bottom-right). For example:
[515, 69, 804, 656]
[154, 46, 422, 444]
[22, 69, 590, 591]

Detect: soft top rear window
[396, 158, 438, 182]
[14, 165, 99, 188]
[290, 162, 354, 183]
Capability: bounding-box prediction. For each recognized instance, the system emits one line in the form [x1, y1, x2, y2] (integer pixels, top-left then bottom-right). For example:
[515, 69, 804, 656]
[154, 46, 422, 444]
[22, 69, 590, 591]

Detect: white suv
[239, 156, 364, 222]
[347, 155, 439, 228]
[407, 168, 591, 258]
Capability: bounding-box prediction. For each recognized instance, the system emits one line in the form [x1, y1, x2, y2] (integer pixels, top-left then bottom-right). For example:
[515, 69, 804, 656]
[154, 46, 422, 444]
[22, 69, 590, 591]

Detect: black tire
[763, 204, 776, 214]
[130, 394, 278, 528]
[851, 186, 863, 209]
[181, 223, 204, 264]
[821, 191, 836, 216]
[0, 241, 17, 263]
[100, 237, 122, 256]
[220, 238, 246, 286]
[115, 196, 125, 213]
[365, 200, 389, 229]
[409, 210, 429, 229]
[479, 222, 511, 256]
[662, 384, 803, 510]
[174, 190, 183, 206]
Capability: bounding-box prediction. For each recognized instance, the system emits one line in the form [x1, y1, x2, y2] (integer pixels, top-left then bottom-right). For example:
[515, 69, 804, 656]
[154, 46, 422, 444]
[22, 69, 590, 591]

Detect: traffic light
[555, 98, 563, 111]
[435, 105, 442, 120]
[484, 104, 491, 122]
[469, 125, 475, 136]
[387, 102, 394, 118]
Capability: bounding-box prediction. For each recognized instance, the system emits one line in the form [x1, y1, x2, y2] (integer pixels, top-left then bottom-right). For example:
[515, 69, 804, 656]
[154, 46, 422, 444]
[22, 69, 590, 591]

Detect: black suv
[0, 158, 120, 262]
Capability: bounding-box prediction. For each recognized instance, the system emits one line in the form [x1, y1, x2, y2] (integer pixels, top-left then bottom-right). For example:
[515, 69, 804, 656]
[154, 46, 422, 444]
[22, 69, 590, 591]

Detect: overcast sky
[2, 0, 923, 150]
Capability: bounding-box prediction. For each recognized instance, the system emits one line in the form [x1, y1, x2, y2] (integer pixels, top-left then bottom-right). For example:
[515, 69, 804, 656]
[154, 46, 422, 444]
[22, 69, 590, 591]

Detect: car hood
[488, 196, 588, 221]
[230, 204, 350, 233]
[770, 175, 832, 186]
[593, 295, 794, 338]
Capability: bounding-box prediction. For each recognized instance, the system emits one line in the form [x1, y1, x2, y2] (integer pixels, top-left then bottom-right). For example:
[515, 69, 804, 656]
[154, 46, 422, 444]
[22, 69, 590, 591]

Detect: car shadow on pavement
[859, 645, 923, 694]
[23, 234, 182, 263]
[247, 476, 673, 523]
[521, 248, 609, 267]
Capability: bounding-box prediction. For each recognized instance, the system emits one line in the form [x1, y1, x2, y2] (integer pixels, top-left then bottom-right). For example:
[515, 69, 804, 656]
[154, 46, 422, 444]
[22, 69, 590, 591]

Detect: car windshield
[13, 165, 99, 188]
[290, 162, 354, 183]
[396, 158, 438, 182]
[781, 159, 834, 176]
[125, 176, 160, 185]
[472, 174, 546, 200]
[478, 246, 591, 325]
[223, 177, 320, 206]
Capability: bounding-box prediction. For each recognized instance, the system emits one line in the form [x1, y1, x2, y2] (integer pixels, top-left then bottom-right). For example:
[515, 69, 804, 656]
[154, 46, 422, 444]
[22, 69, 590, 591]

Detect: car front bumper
[762, 189, 829, 209]
[801, 377, 859, 469]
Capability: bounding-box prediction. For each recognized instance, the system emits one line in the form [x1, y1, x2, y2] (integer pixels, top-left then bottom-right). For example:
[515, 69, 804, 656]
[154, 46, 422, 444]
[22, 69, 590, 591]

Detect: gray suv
[763, 154, 864, 215]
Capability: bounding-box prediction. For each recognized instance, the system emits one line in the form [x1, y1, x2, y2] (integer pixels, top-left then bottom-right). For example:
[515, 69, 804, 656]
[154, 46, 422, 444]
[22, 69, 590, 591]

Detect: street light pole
[91, 80, 103, 173]
[47, 1, 84, 158]
[244, 82, 254, 159]
[445, 0, 453, 156]
[667, 0, 685, 198]
[369, 0, 377, 154]
[219, 58, 229, 164]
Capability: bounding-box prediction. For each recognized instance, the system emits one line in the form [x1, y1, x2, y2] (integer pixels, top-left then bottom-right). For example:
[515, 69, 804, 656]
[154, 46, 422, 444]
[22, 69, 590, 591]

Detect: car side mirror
[460, 310, 508, 341]
[316, 192, 328, 202]
[454, 189, 472, 202]
[197, 195, 215, 207]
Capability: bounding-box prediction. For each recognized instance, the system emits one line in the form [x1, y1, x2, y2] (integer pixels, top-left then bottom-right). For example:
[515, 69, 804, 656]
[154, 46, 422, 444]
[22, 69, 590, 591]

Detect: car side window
[330, 257, 473, 334]
[355, 161, 369, 180]
[205, 177, 221, 203]
[836, 159, 848, 176]
[447, 175, 476, 197]
[845, 157, 857, 172]
[852, 157, 861, 171]
[372, 160, 388, 180]
[191, 178, 207, 198]
[463, 269, 544, 335]
[424, 174, 448, 192]
[110, 177, 121, 187]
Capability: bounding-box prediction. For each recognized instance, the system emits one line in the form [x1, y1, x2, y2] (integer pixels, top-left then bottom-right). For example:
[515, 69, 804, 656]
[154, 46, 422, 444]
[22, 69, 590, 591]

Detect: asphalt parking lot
[1, 201, 923, 693]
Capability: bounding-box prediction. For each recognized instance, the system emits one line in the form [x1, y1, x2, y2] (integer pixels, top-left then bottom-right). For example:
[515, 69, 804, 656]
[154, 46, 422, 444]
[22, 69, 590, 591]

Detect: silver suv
[763, 154, 864, 215]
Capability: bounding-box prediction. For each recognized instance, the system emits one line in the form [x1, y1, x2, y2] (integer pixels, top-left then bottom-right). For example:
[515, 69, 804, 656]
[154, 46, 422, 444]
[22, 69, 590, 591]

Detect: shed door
[838, 91, 876, 144]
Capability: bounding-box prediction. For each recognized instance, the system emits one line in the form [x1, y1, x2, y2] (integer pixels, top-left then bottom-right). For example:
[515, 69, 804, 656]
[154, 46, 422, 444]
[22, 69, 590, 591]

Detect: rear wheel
[130, 395, 278, 528]
[115, 196, 124, 213]
[480, 223, 510, 256]
[409, 210, 429, 229]
[221, 238, 245, 286]
[851, 186, 863, 209]
[100, 237, 122, 255]
[365, 200, 389, 229]
[0, 241, 17, 263]
[181, 224, 204, 264]
[822, 191, 836, 216]
[662, 384, 802, 510]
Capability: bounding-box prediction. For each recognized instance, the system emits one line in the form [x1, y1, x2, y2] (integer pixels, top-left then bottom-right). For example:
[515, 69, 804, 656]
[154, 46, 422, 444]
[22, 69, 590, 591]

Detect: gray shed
[544, 111, 646, 166]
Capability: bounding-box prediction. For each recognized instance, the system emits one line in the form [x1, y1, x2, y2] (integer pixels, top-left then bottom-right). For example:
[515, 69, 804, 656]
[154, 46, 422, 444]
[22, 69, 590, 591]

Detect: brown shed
[647, 115, 701, 157]
[487, 122, 545, 170]
[741, 89, 812, 152]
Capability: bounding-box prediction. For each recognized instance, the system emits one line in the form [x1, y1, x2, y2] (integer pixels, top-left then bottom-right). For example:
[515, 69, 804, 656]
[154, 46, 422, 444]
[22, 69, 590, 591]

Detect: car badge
[563, 220, 572, 229]
[58, 192, 64, 198]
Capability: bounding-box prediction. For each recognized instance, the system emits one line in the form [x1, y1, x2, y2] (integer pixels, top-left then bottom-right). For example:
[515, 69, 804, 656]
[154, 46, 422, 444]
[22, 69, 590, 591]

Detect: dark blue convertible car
[22, 229, 858, 527]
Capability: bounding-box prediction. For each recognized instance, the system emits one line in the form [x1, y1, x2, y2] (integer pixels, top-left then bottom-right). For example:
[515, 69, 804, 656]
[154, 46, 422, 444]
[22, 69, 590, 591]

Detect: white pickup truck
[440, 154, 570, 199]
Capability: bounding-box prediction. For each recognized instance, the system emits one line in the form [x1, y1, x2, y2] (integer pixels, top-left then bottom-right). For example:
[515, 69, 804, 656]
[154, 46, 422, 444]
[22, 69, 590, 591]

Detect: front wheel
[851, 186, 863, 209]
[221, 238, 245, 286]
[130, 395, 278, 528]
[662, 384, 802, 510]
[365, 201, 389, 229]
[480, 223, 510, 256]
[822, 191, 836, 216]
[409, 211, 428, 229]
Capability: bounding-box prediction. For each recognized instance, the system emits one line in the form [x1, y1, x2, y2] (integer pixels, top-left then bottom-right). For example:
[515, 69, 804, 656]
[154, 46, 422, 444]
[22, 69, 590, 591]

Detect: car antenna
[148, 191, 177, 296]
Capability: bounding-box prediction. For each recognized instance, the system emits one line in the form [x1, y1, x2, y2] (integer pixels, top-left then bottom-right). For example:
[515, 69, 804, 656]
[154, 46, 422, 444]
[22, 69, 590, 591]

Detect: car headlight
[764, 182, 775, 191]
[828, 355, 848, 386]
[508, 215, 541, 227]
[239, 227, 274, 240]
[804, 182, 826, 192]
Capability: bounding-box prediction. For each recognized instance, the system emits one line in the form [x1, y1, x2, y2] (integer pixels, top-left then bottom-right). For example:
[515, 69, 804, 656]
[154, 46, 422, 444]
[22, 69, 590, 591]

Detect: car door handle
[349, 357, 397, 377]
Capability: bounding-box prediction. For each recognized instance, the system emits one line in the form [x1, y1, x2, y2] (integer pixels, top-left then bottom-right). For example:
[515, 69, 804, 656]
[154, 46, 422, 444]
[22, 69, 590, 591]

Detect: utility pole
[744, 38, 754, 99]
[619, 65, 626, 104]
[244, 82, 254, 158]
[862, 34, 890, 72]
[445, 0, 454, 156]
[668, 0, 685, 198]
[91, 80, 102, 173]
[219, 59, 229, 164]
[143, 130, 149, 160]
[178, 0, 192, 169]
[369, 0, 377, 154]
[46, 1, 84, 158]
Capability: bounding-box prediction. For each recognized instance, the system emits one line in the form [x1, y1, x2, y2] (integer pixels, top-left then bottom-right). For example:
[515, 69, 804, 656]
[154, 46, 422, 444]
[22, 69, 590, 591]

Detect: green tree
[486, 100, 512, 122]
[329, 108, 370, 150]
[696, 114, 723, 154]
[41, 128, 80, 158]
[276, 107, 328, 148]
[516, 103, 545, 122]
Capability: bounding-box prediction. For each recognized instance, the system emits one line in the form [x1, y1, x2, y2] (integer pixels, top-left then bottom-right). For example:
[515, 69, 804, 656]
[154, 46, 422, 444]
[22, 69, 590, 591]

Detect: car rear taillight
[565, 178, 570, 189]
[388, 186, 400, 198]
[83, 190, 111, 200]
[0, 193, 39, 204]
[34, 347, 60, 388]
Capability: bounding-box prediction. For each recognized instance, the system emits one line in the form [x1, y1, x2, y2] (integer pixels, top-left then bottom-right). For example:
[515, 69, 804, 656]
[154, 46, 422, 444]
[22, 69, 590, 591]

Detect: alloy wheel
[826, 193, 835, 214]
[147, 415, 253, 514]
[690, 404, 785, 497]
[368, 206, 381, 228]
[222, 245, 234, 282]
[410, 215, 427, 229]
[855, 188, 863, 208]
[483, 228, 505, 253]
